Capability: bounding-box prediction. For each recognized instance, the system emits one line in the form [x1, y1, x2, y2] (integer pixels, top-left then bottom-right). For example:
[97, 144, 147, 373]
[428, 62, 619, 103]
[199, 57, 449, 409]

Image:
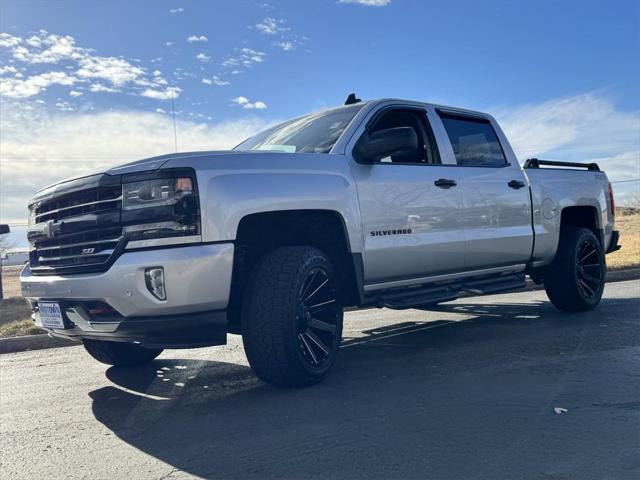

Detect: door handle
[508, 180, 526, 189]
[434, 178, 457, 188]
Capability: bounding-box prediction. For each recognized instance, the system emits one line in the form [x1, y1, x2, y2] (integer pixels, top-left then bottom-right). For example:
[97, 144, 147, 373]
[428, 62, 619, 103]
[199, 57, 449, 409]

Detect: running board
[461, 273, 526, 295]
[364, 272, 526, 310]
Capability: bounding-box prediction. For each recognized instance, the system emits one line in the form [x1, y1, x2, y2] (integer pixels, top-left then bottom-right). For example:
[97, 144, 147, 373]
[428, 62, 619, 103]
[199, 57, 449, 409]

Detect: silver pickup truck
[21, 96, 620, 387]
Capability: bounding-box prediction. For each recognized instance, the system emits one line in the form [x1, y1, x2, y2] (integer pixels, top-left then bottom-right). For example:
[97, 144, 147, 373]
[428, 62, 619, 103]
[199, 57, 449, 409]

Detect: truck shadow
[89, 296, 639, 479]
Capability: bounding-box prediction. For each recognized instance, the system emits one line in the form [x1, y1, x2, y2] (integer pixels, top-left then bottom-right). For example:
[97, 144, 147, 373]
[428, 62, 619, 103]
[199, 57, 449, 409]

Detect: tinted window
[234, 104, 364, 154]
[370, 110, 440, 164]
[440, 114, 507, 167]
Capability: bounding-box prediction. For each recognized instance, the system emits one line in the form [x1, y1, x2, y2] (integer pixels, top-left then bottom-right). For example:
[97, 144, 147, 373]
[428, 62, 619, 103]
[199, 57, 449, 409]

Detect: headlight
[123, 177, 193, 210]
[122, 171, 201, 248]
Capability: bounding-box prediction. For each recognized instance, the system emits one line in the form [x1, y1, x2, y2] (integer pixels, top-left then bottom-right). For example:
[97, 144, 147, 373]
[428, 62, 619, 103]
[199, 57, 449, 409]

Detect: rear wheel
[83, 339, 163, 366]
[544, 227, 606, 312]
[242, 247, 343, 387]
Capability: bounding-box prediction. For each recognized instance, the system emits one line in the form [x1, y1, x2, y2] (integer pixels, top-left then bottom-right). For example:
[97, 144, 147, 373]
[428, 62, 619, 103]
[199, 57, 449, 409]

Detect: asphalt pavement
[1, 280, 639, 480]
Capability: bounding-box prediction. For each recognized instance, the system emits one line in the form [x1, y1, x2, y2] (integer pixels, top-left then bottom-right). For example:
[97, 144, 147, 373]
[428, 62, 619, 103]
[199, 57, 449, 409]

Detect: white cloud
[0, 32, 22, 48]
[222, 48, 265, 70]
[165, 41, 175, 47]
[232, 96, 267, 110]
[254, 17, 288, 35]
[7, 32, 85, 64]
[0, 103, 271, 222]
[201, 75, 230, 86]
[338, 0, 391, 5]
[155, 108, 166, 113]
[169, 7, 184, 14]
[0, 65, 19, 75]
[69, 90, 83, 97]
[89, 83, 119, 93]
[0, 31, 173, 99]
[55, 100, 75, 111]
[76, 56, 144, 86]
[0, 71, 77, 98]
[275, 41, 294, 51]
[140, 86, 182, 100]
[196, 52, 211, 62]
[187, 35, 208, 43]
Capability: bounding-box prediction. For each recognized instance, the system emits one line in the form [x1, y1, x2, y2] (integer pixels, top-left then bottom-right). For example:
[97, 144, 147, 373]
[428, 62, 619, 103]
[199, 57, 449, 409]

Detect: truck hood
[32, 150, 240, 197]
[104, 150, 240, 175]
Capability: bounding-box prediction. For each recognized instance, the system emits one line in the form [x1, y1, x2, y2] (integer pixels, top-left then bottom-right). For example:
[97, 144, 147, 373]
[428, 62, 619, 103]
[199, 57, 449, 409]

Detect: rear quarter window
[439, 113, 508, 167]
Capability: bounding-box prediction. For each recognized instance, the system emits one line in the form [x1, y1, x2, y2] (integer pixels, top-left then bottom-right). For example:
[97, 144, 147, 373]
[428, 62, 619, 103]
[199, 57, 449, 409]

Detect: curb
[0, 334, 79, 354]
[1, 268, 638, 355]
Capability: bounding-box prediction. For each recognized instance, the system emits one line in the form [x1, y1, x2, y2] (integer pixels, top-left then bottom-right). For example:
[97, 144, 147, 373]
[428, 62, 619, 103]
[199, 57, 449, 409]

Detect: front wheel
[83, 339, 163, 366]
[242, 247, 343, 387]
[544, 227, 606, 312]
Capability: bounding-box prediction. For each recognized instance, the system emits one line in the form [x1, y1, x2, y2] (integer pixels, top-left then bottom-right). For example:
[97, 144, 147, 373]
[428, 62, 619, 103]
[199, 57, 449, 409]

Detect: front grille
[29, 180, 124, 275]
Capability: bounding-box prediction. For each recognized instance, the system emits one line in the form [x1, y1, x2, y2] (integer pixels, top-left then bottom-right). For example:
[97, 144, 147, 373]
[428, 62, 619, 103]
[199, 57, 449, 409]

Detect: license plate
[37, 302, 66, 329]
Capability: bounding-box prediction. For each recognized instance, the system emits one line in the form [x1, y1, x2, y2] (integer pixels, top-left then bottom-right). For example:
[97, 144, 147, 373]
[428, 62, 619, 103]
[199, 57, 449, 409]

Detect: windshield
[234, 104, 364, 154]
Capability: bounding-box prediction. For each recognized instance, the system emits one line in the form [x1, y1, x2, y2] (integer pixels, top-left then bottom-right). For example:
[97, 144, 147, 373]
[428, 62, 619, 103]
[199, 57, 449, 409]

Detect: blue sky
[1, 0, 639, 245]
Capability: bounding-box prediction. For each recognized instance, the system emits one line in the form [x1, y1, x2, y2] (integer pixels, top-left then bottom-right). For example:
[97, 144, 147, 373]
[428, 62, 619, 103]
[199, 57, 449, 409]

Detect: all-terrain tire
[242, 246, 343, 387]
[83, 339, 163, 366]
[544, 227, 606, 312]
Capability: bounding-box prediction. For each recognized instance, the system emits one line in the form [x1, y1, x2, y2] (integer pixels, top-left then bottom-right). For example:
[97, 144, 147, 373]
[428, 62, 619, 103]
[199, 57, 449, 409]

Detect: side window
[370, 109, 441, 165]
[439, 113, 508, 167]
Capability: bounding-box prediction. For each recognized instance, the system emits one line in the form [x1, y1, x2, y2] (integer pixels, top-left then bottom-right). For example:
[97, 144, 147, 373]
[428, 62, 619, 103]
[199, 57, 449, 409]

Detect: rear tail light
[608, 182, 615, 217]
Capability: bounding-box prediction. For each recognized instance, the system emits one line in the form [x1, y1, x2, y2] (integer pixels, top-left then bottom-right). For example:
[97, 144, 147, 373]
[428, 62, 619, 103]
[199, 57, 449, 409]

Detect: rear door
[435, 110, 533, 270]
[348, 106, 465, 287]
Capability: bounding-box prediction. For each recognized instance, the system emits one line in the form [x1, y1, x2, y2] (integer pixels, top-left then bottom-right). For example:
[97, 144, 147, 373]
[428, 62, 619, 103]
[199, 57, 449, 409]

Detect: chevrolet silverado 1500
[21, 97, 620, 386]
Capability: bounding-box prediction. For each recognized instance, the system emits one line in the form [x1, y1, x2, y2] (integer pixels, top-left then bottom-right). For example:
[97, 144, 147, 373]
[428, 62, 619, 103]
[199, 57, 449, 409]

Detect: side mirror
[0, 224, 10, 235]
[354, 127, 419, 164]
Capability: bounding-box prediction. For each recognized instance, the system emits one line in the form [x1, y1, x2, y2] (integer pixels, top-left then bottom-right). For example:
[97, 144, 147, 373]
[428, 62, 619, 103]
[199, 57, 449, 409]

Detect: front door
[350, 108, 465, 286]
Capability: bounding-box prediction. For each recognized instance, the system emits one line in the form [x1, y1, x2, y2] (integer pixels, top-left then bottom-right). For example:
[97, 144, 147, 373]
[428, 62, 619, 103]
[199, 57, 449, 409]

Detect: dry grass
[0, 296, 42, 338]
[0, 319, 43, 337]
[608, 211, 640, 269]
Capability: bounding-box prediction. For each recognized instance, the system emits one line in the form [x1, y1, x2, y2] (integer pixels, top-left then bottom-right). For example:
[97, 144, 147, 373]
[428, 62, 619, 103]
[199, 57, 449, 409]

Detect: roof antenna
[170, 91, 178, 153]
[344, 93, 361, 105]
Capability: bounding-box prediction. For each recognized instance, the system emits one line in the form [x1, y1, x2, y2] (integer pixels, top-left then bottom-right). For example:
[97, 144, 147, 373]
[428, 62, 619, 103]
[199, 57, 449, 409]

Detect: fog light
[145, 267, 166, 300]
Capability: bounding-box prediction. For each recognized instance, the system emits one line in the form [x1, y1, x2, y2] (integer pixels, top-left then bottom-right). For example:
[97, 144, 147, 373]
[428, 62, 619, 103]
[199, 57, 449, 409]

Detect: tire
[83, 339, 163, 366]
[242, 247, 344, 387]
[544, 227, 606, 312]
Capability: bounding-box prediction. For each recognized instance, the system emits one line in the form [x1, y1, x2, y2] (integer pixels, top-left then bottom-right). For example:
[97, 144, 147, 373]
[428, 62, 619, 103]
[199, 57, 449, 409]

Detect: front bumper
[20, 243, 234, 348]
[46, 308, 228, 349]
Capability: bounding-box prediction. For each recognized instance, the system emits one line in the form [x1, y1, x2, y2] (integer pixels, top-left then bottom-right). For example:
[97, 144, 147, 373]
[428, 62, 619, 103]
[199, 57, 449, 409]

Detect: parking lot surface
[1, 281, 639, 479]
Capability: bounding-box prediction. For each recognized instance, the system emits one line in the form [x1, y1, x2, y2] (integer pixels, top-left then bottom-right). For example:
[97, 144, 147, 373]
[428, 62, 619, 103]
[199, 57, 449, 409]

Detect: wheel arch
[559, 205, 603, 245]
[227, 209, 363, 333]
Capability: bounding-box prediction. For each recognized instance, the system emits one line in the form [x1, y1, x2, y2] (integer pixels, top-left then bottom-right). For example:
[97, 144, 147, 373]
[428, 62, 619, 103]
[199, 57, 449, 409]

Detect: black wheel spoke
[580, 248, 596, 263]
[581, 263, 600, 269]
[309, 317, 337, 335]
[300, 270, 319, 300]
[579, 278, 594, 297]
[581, 271, 600, 284]
[298, 333, 319, 365]
[305, 330, 330, 355]
[308, 299, 337, 312]
[303, 277, 329, 303]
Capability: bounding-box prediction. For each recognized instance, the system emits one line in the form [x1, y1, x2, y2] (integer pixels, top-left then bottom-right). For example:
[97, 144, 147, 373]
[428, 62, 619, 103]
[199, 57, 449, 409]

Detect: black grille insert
[29, 179, 124, 275]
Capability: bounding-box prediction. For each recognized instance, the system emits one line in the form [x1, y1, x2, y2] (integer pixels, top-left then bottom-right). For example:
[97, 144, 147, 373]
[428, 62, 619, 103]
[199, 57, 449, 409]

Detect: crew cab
[21, 97, 620, 387]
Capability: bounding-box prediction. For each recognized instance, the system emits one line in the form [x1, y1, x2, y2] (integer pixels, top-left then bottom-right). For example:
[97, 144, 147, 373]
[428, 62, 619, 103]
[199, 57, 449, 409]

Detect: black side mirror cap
[353, 127, 419, 164]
